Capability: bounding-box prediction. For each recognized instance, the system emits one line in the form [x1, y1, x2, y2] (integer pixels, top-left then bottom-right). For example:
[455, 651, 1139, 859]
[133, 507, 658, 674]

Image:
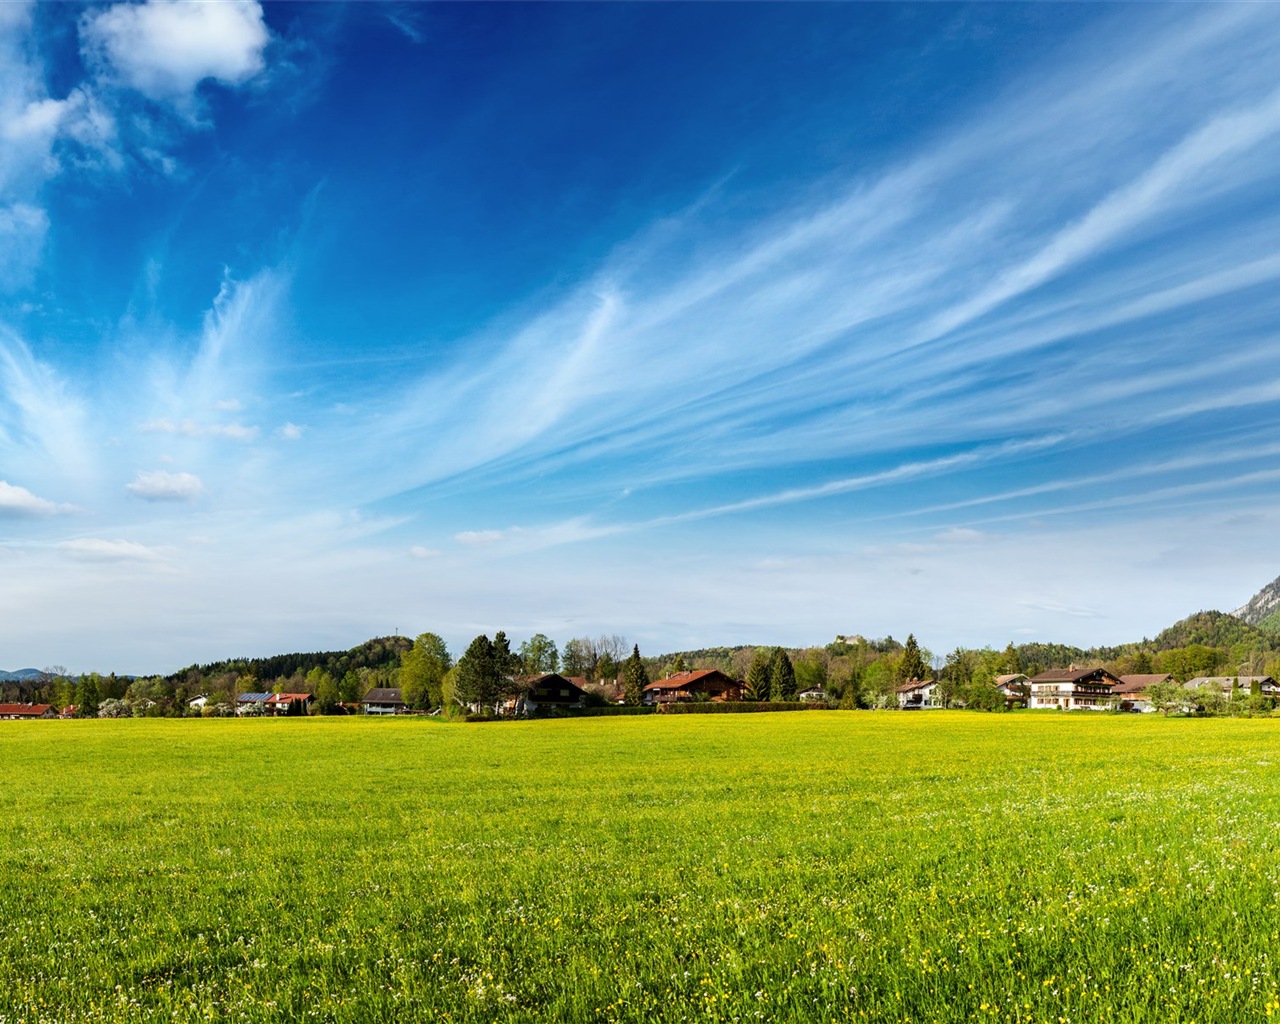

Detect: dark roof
[1114, 674, 1174, 694]
[1029, 667, 1119, 685]
[645, 670, 738, 692]
[362, 688, 404, 704]
[524, 673, 585, 693]
[236, 692, 273, 702]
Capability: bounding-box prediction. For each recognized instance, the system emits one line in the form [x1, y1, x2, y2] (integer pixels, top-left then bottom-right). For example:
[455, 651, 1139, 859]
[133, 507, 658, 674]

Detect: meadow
[3, 713, 1280, 1023]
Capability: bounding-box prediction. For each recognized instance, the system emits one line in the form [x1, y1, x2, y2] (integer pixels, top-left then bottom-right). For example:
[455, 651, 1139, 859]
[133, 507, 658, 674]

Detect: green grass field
[4, 713, 1280, 1023]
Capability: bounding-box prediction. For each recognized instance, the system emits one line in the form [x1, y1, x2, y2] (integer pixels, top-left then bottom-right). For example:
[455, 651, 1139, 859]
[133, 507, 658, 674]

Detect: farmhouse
[1184, 675, 1279, 696]
[1028, 667, 1119, 710]
[994, 674, 1030, 706]
[235, 692, 273, 715]
[797, 686, 828, 702]
[265, 692, 314, 716]
[0, 703, 57, 720]
[362, 687, 405, 715]
[643, 670, 742, 705]
[896, 678, 940, 708]
[500, 674, 588, 716]
[1113, 674, 1175, 713]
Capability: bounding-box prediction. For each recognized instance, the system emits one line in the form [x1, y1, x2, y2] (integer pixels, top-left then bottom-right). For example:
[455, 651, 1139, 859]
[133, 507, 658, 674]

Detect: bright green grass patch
[3, 713, 1280, 1023]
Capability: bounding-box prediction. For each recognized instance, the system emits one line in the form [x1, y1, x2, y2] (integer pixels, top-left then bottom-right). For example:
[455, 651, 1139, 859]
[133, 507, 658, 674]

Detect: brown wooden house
[643, 670, 742, 705]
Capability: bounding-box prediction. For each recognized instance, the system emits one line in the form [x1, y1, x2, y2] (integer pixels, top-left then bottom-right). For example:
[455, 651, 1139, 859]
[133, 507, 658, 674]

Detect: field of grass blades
[3, 712, 1280, 1023]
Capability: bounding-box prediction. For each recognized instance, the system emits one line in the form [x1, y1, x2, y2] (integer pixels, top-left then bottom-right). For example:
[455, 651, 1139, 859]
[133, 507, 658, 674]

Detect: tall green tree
[744, 649, 770, 701]
[456, 635, 499, 711]
[493, 631, 521, 680]
[75, 673, 101, 718]
[623, 645, 649, 706]
[899, 634, 929, 683]
[400, 632, 452, 709]
[768, 647, 796, 702]
[518, 634, 559, 675]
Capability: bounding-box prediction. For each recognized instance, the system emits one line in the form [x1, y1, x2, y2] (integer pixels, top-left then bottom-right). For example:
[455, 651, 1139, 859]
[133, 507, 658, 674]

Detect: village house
[1028, 667, 1120, 710]
[235, 692, 273, 716]
[0, 703, 57, 720]
[498, 674, 588, 716]
[797, 685, 829, 702]
[1113, 674, 1175, 713]
[1184, 676, 1279, 697]
[265, 692, 314, 716]
[643, 669, 742, 705]
[361, 687, 405, 715]
[995, 674, 1030, 706]
[896, 678, 940, 709]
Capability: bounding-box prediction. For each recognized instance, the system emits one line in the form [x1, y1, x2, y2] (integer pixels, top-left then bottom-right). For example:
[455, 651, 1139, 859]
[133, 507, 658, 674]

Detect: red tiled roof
[0, 703, 53, 716]
[266, 692, 313, 704]
[895, 679, 933, 694]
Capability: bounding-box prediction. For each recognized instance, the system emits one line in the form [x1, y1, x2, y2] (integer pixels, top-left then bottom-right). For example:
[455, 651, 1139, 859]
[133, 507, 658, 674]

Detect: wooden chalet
[361, 687, 405, 715]
[1028, 667, 1120, 710]
[0, 703, 57, 720]
[500, 674, 588, 716]
[643, 670, 742, 705]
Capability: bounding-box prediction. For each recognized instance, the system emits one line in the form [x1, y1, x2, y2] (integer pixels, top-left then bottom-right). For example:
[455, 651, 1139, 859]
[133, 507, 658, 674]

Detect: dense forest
[6, 609, 1280, 717]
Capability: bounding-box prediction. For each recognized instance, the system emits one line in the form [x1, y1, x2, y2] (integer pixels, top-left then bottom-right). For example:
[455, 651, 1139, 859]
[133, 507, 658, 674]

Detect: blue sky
[3, 2, 1280, 673]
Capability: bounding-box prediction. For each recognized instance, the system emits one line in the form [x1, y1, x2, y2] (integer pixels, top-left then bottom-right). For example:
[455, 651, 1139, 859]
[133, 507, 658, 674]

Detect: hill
[164, 635, 411, 689]
[0, 668, 42, 682]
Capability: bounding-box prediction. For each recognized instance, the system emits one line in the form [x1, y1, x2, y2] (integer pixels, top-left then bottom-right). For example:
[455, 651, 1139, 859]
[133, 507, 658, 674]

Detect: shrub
[661, 701, 829, 715]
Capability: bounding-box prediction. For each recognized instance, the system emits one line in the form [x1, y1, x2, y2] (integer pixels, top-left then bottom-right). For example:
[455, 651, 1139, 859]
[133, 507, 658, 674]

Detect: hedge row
[574, 705, 658, 716]
[660, 701, 830, 715]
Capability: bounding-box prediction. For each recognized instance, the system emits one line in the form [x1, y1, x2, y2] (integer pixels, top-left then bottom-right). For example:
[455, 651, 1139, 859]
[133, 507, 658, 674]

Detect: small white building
[896, 678, 939, 709]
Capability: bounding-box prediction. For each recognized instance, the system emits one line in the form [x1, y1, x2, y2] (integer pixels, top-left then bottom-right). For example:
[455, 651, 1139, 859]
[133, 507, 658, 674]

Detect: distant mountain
[0, 668, 43, 682]
[1234, 575, 1280, 633]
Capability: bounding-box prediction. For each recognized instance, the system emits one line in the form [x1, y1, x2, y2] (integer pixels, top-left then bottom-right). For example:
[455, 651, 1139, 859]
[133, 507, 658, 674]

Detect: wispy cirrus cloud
[58, 537, 163, 563]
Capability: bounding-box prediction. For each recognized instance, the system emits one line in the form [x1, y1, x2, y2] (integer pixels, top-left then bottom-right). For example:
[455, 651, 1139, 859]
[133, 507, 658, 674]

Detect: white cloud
[454, 529, 515, 548]
[58, 537, 162, 563]
[278, 421, 303, 441]
[126, 469, 204, 502]
[0, 480, 72, 518]
[409, 545, 440, 559]
[139, 417, 258, 442]
[80, 1, 270, 110]
[213, 398, 242, 411]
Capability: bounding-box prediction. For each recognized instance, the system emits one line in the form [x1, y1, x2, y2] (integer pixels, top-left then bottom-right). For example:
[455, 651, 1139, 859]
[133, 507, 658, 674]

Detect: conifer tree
[768, 647, 796, 702]
[623, 645, 649, 706]
[899, 633, 929, 683]
[456, 635, 498, 711]
[744, 649, 770, 701]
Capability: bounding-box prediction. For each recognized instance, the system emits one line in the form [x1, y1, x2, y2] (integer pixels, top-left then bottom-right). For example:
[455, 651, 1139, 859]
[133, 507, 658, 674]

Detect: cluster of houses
[896, 667, 1279, 712]
[8, 665, 1273, 721]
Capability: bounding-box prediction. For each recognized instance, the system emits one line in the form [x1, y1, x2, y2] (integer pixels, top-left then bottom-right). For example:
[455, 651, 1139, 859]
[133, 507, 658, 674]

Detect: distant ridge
[0, 668, 43, 682]
[1233, 575, 1280, 633]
